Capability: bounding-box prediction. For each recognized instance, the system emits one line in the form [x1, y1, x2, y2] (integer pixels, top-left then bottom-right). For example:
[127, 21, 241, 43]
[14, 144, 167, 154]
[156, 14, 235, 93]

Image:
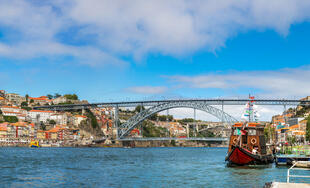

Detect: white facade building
[50, 113, 68, 125]
[73, 115, 87, 127]
[27, 110, 54, 123]
[52, 96, 68, 104]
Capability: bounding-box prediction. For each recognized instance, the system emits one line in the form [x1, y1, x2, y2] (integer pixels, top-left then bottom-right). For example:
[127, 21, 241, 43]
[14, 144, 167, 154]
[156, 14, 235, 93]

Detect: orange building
[0, 126, 7, 137]
[272, 113, 294, 126]
[0, 97, 5, 105]
[29, 96, 51, 105]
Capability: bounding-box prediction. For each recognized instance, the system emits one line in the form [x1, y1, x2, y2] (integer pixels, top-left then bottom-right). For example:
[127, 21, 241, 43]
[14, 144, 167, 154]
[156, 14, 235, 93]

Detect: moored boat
[29, 140, 40, 148]
[275, 154, 310, 166]
[225, 122, 274, 165]
[225, 96, 274, 166]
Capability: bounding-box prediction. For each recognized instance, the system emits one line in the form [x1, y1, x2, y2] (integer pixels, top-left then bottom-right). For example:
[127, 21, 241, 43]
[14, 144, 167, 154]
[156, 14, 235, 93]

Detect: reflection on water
[0, 147, 308, 187]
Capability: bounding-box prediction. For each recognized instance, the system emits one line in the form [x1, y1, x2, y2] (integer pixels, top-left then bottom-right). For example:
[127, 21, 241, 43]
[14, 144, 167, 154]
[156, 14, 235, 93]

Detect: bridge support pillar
[140, 103, 143, 137]
[186, 124, 189, 138]
[283, 104, 287, 126]
[166, 109, 170, 137]
[221, 101, 224, 127]
[82, 107, 86, 115]
[194, 108, 198, 136]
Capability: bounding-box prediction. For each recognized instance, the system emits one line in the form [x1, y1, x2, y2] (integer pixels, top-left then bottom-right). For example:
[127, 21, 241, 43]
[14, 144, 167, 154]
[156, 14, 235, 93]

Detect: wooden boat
[29, 140, 40, 148]
[225, 122, 274, 165]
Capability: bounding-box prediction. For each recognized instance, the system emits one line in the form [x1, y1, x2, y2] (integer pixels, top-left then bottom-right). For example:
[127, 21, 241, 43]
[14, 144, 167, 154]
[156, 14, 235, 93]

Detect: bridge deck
[34, 99, 310, 110]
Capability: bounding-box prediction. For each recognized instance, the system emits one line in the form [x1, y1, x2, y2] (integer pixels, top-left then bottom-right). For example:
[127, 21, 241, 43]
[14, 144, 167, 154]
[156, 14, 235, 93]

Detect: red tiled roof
[48, 127, 60, 133]
[1, 106, 20, 109]
[75, 115, 87, 118]
[29, 110, 53, 113]
[2, 111, 21, 114]
[130, 128, 140, 134]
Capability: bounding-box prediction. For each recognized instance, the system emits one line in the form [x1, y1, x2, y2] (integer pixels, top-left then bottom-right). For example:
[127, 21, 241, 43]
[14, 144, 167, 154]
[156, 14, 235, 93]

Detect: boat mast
[248, 94, 255, 122]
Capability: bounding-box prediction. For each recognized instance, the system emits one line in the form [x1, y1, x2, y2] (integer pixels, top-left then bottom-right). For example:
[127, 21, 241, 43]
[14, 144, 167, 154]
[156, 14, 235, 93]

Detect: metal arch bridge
[33, 98, 310, 140]
[117, 101, 238, 139]
[33, 99, 310, 111]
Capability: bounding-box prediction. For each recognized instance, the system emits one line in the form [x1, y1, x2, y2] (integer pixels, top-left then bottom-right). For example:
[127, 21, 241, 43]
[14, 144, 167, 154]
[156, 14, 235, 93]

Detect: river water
[0, 147, 309, 187]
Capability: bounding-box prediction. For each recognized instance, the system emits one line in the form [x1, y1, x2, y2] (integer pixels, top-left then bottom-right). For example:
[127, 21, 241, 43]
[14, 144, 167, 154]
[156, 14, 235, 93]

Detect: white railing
[287, 162, 310, 183]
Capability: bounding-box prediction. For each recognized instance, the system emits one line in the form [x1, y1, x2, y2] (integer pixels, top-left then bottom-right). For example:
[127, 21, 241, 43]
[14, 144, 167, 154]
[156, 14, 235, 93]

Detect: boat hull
[225, 146, 274, 166]
[275, 155, 310, 166]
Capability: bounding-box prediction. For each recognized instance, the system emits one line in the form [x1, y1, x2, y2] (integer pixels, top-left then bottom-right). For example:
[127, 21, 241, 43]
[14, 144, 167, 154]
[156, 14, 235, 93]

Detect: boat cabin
[228, 122, 266, 155]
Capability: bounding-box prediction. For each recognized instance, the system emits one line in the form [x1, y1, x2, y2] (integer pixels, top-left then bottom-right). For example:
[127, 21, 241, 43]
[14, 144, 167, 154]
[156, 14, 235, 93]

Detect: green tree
[40, 122, 46, 130]
[149, 113, 158, 121]
[158, 115, 173, 121]
[54, 93, 61, 99]
[264, 127, 270, 141]
[135, 105, 145, 112]
[21, 107, 32, 111]
[170, 140, 176, 146]
[49, 119, 56, 125]
[64, 94, 78, 100]
[198, 130, 215, 137]
[86, 109, 99, 128]
[0, 109, 2, 115]
[178, 118, 195, 124]
[30, 99, 34, 103]
[3, 116, 18, 123]
[142, 121, 168, 137]
[25, 94, 29, 102]
[21, 101, 28, 107]
[47, 94, 53, 99]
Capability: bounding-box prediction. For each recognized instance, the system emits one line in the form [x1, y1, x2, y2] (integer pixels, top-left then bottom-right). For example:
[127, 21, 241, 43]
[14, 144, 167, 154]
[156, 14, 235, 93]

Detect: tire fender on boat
[233, 138, 238, 145]
[250, 138, 257, 145]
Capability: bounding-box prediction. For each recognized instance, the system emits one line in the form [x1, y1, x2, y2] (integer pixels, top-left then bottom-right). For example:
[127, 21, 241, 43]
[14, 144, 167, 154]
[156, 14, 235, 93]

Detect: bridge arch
[118, 101, 238, 139]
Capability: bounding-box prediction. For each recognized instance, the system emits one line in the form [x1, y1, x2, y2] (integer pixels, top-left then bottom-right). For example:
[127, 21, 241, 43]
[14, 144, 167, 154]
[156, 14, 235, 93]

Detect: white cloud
[65, 0, 310, 58]
[1, 0, 310, 64]
[127, 86, 167, 94]
[0, 42, 126, 67]
[159, 105, 283, 122]
[167, 66, 310, 98]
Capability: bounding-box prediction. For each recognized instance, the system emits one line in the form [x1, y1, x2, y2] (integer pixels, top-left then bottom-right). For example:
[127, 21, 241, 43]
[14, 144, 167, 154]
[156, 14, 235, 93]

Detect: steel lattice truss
[118, 101, 238, 139]
[34, 99, 310, 111]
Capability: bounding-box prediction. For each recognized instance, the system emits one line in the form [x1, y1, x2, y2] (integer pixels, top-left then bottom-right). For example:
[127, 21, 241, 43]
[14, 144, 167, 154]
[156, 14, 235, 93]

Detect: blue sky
[1, 0, 310, 120]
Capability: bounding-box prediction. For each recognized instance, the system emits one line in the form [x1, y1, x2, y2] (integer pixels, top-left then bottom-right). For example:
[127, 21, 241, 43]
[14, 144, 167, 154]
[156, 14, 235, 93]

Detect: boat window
[248, 129, 256, 135]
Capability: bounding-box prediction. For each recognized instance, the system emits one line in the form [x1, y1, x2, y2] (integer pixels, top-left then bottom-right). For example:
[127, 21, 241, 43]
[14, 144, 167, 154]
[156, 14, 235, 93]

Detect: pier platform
[269, 182, 310, 188]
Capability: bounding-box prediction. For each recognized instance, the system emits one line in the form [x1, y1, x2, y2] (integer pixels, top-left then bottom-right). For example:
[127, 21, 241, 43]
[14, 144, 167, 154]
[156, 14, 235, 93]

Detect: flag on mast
[241, 95, 259, 122]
